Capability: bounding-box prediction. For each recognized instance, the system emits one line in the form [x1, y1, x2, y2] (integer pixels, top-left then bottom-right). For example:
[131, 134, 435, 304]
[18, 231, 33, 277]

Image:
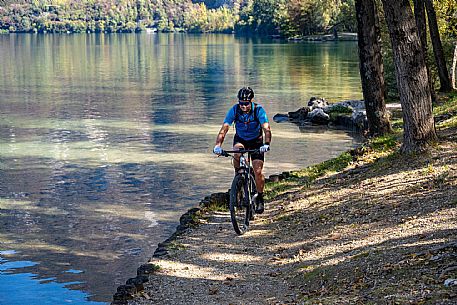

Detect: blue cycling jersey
[223, 102, 269, 141]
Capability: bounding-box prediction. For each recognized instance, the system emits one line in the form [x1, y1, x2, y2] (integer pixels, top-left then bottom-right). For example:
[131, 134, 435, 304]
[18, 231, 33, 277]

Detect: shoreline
[111, 105, 372, 304]
[111, 171, 293, 304]
[110, 128, 456, 304]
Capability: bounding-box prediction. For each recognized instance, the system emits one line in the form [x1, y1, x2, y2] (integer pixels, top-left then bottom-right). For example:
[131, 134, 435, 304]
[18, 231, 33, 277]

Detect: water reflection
[0, 251, 104, 305]
[0, 33, 362, 303]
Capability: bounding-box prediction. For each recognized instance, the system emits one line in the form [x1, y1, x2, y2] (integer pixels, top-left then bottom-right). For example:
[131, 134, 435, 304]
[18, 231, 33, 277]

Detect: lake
[0, 33, 362, 304]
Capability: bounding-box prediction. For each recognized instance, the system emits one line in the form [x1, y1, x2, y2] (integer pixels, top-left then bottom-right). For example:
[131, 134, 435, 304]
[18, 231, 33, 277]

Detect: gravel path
[128, 207, 299, 305]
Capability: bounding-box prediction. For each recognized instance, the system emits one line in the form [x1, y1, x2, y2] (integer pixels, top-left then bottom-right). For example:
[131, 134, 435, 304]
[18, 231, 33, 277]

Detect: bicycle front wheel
[248, 172, 257, 220]
[229, 174, 250, 235]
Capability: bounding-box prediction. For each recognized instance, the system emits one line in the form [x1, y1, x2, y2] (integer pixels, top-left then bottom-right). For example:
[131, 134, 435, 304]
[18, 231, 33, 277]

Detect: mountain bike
[220, 149, 259, 235]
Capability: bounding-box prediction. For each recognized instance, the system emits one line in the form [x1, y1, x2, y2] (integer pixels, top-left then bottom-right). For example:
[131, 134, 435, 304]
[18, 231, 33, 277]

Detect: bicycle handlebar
[220, 148, 262, 157]
[222, 149, 260, 154]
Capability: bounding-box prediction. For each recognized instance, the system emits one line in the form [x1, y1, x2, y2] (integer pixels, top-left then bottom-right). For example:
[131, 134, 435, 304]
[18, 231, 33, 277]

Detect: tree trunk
[380, 0, 437, 153]
[424, 0, 452, 92]
[452, 42, 457, 90]
[355, 0, 392, 136]
[413, 0, 437, 102]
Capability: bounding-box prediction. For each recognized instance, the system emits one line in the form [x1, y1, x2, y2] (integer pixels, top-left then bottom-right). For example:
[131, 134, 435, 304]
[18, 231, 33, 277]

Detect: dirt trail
[124, 138, 457, 305]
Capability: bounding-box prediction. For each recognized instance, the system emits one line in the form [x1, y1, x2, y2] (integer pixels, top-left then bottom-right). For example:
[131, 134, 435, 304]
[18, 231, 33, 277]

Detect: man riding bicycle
[213, 87, 272, 214]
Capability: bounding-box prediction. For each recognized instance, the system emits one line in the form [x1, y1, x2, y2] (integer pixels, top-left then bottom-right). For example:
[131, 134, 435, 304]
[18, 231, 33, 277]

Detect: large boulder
[324, 100, 365, 113]
[274, 97, 378, 132]
[308, 97, 329, 110]
[287, 107, 309, 121]
[352, 110, 368, 130]
[308, 108, 330, 124]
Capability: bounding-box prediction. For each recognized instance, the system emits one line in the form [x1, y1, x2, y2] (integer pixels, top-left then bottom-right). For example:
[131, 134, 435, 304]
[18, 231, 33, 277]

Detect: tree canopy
[0, 0, 357, 34]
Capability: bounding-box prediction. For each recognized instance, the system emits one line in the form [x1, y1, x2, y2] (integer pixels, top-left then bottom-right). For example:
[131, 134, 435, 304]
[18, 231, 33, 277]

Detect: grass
[265, 134, 399, 200]
[207, 93, 453, 219]
[369, 134, 399, 151]
[435, 92, 457, 129]
[434, 92, 457, 116]
[437, 115, 457, 129]
[327, 105, 354, 121]
[387, 92, 457, 130]
[167, 241, 187, 251]
[203, 201, 228, 212]
[151, 263, 161, 271]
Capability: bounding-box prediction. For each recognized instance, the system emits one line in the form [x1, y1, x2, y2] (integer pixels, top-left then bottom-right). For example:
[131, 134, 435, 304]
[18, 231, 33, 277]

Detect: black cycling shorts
[233, 134, 264, 162]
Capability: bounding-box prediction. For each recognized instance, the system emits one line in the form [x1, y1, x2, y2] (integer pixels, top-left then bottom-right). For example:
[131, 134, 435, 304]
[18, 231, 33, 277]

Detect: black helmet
[237, 87, 254, 101]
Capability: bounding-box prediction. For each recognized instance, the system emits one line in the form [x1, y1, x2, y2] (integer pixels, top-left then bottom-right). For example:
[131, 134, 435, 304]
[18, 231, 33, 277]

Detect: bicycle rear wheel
[229, 174, 250, 235]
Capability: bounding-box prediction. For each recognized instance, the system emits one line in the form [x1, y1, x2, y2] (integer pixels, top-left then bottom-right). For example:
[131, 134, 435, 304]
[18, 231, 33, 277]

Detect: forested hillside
[0, 0, 357, 35]
[1, 0, 455, 39]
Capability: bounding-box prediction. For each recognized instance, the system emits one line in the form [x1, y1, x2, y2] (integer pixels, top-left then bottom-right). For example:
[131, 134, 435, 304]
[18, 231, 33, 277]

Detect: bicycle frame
[223, 149, 257, 198]
[221, 148, 259, 234]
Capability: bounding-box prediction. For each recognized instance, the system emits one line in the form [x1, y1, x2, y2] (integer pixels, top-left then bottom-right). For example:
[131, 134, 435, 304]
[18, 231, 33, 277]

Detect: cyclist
[213, 87, 272, 214]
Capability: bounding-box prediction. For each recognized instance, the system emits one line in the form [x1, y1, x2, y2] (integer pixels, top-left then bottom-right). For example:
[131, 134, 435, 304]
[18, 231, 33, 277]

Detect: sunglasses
[238, 101, 251, 106]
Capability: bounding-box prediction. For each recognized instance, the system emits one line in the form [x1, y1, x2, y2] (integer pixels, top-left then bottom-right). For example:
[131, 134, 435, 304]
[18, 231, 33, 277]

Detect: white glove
[260, 144, 270, 153]
[213, 145, 223, 155]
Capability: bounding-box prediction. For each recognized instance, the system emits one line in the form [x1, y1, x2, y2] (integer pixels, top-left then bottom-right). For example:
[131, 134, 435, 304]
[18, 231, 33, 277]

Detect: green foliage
[265, 151, 353, 200]
[0, 0, 193, 33]
[277, 0, 356, 37]
[327, 105, 353, 122]
[368, 134, 398, 152]
[434, 92, 457, 116]
[235, 0, 279, 35]
[291, 151, 353, 180]
[434, 92, 457, 129]
[148, 263, 161, 271]
[328, 105, 354, 114]
[233, 0, 356, 37]
[0, 0, 452, 48]
[265, 133, 402, 200]
[0, 0, 357, 35]
[264, 180, 299, 200]
[434, 0, 457, 39]
[184, 3, 235, 32]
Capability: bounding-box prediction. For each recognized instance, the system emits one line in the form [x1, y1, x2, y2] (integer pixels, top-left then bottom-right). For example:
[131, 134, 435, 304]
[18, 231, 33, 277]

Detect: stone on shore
[275, 97, 372, 131]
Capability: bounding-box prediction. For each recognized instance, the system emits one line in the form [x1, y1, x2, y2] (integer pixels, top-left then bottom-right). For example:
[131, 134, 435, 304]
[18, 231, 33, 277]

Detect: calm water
[0, 33, 363, 304]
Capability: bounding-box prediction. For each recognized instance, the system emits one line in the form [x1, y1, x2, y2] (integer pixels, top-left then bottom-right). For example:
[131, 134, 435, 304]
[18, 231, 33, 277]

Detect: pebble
[444, 279, 457, 287]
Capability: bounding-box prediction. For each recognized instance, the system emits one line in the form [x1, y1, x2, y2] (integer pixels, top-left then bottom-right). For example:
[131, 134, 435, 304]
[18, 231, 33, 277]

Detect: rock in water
[308, 108, 330, 124]
[273, 113, 290, 123]
[308, 97, 329, 110]
[287, 107, 309, 121]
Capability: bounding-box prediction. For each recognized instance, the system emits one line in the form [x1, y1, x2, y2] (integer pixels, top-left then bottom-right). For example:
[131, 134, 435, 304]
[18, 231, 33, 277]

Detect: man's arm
[215, 123, 230, 147]
[262, 122, 271, 144]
